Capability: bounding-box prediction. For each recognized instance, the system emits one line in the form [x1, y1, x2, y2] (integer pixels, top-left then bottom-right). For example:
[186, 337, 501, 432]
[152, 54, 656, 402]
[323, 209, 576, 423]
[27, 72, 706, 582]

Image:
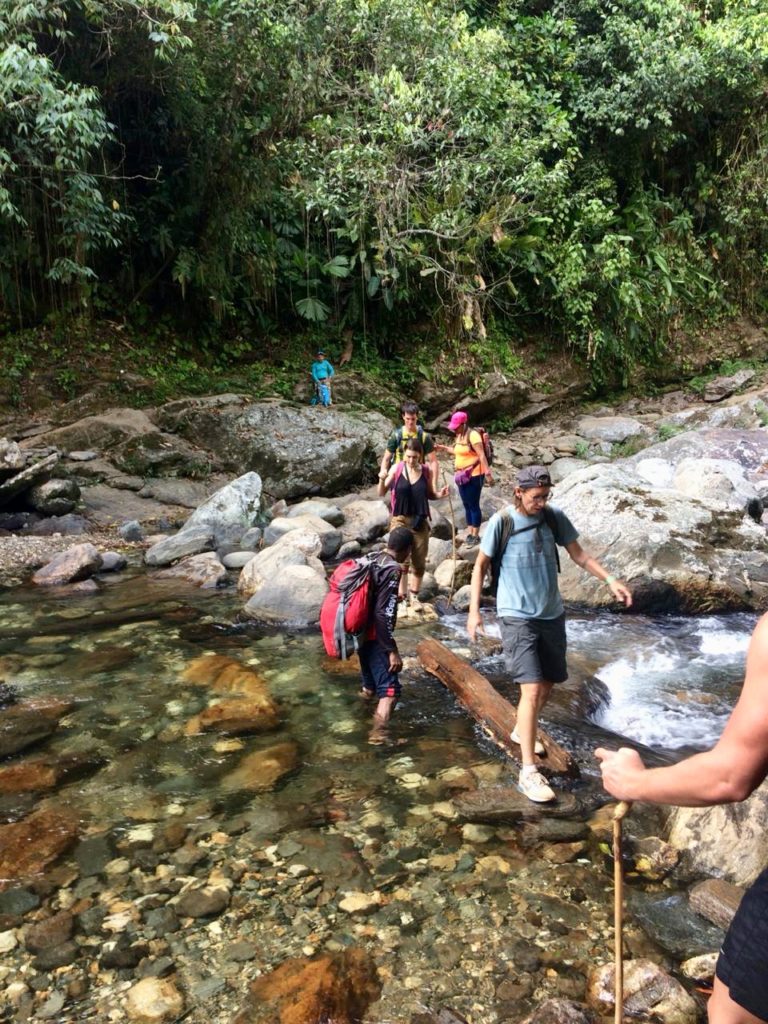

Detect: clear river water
[0, 571, 755, 1023]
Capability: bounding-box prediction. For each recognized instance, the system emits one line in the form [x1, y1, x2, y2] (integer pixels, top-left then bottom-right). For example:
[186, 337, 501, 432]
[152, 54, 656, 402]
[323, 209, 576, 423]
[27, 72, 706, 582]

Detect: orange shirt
[454, 430, 484, 476]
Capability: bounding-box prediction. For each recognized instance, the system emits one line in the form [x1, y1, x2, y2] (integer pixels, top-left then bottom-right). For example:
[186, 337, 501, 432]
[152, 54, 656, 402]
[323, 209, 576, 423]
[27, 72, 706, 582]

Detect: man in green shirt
[378, 400, 438, 482]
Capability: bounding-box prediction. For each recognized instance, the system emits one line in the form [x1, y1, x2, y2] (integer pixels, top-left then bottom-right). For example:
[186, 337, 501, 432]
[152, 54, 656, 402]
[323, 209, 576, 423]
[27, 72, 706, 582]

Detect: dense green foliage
[2, 0, 768, 384]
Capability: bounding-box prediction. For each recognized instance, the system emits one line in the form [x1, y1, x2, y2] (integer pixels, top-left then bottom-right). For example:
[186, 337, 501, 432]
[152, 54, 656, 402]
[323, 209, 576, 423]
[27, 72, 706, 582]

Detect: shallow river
[0, 573, 756, 1023]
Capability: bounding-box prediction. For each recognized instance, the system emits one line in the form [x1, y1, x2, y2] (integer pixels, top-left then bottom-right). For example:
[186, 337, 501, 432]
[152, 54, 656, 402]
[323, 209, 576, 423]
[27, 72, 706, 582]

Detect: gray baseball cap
[516, 465, 552, 489]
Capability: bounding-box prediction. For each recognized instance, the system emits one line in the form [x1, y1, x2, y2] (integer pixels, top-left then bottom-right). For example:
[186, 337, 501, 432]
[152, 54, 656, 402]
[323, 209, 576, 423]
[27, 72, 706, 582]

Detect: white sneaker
[511, 727, 545, 756]
[518, 770, 556, 803]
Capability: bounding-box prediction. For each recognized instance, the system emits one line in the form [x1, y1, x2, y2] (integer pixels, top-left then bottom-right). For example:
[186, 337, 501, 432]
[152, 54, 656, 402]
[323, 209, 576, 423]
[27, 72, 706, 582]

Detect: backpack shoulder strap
[542, 505, 560, 544]
[541, 506, 562, 572]
[490, 509, 516, 558]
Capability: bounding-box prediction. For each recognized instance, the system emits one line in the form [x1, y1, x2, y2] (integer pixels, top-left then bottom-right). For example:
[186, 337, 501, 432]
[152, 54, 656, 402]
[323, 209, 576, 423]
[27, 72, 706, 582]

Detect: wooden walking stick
[441, 469, 458, 606]
[613, 800, 632, 1024]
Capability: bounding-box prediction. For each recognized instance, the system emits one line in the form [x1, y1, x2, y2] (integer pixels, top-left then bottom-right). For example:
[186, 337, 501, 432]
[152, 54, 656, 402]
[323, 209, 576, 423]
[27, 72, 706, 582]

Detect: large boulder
[28, 407, 157, 453]
[243, 564, 328, 626]
[181, 471, 263, 543]
[285, 499, 344, 526]
[238, 536, 324, 598]
[111, 431, 212, 479]
[338, 500, 390, 545]
[0, 452, 59, 507]
[554, 430, 768, 612]
[666, 778, 768, 886]
[145, 526, 215, 567]
[27, 478, 80, 516]
[418, 372, 567, 427]
[575, 415, 650, 444]
[154, 397, 391, 499]
[263, 514, 342, 560]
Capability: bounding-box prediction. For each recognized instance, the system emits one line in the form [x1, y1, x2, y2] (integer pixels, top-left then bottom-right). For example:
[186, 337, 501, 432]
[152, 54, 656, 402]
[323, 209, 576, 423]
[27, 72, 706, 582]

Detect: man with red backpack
[358, 526, 414, 737]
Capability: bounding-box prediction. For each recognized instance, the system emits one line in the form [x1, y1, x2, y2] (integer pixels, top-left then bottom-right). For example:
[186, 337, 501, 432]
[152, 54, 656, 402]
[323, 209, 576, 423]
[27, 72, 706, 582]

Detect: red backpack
[320, 554, 376, 659]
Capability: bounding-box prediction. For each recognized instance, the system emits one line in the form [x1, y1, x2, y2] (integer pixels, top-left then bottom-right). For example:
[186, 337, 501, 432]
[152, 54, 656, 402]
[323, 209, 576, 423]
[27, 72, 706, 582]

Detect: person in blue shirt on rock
[311, 350, 335, 406]
[466, 464, 632, 803]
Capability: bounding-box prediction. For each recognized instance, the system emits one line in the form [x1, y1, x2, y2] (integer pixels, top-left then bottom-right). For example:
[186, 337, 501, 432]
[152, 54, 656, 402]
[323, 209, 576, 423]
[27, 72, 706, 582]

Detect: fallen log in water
[417, 637, 579, 778]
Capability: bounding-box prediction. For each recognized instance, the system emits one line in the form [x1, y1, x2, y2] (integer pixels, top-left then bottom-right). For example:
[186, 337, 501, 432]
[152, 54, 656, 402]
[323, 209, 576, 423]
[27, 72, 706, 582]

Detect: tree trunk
[416, 637, 579, 778]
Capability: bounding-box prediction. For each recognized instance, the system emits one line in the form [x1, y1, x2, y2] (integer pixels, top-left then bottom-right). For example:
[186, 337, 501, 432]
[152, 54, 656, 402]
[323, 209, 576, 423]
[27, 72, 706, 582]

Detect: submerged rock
[124, 977, 184, 1023]
[184, 697, 279, 736]
[232, 948, 381, 1024]
[0, 697, 73, 757]
[0, 752, 104, 794]
[0, 808, 79, 888]
[520, 998, 594, 1024]
[586, 958, 698, 1024]
[221, 741, 299, 792]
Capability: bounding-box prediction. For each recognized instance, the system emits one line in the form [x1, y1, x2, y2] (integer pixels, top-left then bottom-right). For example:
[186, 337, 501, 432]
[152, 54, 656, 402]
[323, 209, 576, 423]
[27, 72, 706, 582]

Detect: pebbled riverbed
[0, 573, 754, 1023]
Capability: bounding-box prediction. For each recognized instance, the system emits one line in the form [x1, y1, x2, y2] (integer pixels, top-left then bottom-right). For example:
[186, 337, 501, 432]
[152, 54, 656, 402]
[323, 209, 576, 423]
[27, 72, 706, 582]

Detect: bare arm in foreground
[596, 611, 768, 806]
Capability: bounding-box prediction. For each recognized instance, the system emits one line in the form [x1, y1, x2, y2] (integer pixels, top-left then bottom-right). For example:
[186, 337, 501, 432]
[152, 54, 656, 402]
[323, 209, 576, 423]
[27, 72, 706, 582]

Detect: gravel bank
[0, 530, 129, 587]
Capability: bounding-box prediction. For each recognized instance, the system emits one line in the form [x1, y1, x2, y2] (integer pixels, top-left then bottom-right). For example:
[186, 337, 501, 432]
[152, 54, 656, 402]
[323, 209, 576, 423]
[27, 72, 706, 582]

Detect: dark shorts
[716, 866, 768, 1020]
[499, 614, 568, 684]
[359, 640, 401, 700]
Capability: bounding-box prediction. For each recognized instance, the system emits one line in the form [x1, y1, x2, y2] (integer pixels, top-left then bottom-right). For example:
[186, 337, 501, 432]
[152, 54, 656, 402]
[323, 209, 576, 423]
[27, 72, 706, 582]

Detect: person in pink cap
[435, 410, 492, 546]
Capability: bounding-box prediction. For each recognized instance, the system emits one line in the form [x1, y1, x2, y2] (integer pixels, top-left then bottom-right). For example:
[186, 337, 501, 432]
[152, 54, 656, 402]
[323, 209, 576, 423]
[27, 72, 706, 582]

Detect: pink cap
[446, 411, 468, 431]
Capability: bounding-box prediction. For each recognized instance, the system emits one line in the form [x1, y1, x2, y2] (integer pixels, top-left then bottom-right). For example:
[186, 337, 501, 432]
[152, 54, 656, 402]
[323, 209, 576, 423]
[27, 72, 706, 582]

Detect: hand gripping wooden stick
[613, 800, 632, 1024]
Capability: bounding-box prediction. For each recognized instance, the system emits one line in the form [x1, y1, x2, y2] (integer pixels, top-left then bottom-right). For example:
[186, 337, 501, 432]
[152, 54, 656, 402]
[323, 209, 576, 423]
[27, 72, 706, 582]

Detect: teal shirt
[481, 505, 578, 620]
[311, 358, 335, 382]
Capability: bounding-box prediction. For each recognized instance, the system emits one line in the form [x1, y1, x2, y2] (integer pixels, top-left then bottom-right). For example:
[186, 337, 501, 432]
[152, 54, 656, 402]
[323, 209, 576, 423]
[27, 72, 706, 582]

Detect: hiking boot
[464, 535, 479, 548]
[518, 769, 556, 803]
[511, 728, 545, 756]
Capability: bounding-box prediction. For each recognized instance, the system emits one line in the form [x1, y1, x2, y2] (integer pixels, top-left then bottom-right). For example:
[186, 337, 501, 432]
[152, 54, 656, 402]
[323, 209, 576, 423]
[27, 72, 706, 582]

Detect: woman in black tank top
[378, 439, 449, 605]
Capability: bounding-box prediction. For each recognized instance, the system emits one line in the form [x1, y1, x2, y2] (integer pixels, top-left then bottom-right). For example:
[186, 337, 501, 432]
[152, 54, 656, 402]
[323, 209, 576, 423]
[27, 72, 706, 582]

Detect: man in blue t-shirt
[467, 464, 632, 803]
